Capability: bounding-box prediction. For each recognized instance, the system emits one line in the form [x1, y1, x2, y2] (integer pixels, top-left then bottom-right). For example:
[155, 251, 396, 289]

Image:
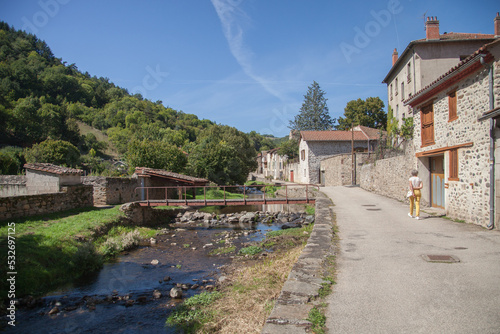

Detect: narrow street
[322, 186, 500, 334]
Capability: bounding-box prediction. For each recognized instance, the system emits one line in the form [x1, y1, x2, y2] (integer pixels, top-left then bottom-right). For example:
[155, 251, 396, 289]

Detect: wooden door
[430, 156, 445, 208]
[290, 170, 294, 182]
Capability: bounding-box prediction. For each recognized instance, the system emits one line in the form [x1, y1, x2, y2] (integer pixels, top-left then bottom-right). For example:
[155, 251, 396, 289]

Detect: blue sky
[1, 0, 498, 137]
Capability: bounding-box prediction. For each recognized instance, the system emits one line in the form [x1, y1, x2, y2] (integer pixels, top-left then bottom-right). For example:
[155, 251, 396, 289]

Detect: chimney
[495, 12, 500, 37]
[392, 48, 398, 66]
[426, 16, 440, 40]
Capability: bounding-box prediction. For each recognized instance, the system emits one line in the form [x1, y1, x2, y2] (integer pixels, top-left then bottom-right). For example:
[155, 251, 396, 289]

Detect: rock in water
[152, 290, 162, 299]
[151, 259, 159, 265]
[170, 287, 183, 299]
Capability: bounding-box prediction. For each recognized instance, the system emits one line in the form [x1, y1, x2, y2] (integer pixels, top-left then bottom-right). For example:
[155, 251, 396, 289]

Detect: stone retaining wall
[262, 193, 334, 333]
[0, 185, 93, 221]
[359, 143, 421, 204]
[320, 153, 371, 186]
[83, 176, 142, 205]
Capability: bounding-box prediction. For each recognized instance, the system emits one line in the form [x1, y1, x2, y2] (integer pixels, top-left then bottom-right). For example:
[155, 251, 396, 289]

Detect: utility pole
[351, 122, 355, 186]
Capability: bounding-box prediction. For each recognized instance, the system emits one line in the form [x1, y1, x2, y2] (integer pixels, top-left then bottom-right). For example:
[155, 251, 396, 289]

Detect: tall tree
[336, 97, 387, 130]
[289, 81, 334, 131]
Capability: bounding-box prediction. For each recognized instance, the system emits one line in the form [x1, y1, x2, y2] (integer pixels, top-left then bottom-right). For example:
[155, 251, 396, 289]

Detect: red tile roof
[135, 167, 209, 184]
[24, 163, 83, 175]
[301, 127, 381, 142]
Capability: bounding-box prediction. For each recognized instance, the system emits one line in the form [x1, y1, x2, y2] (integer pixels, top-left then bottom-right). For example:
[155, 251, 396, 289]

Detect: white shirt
[409, 176, 422, 189]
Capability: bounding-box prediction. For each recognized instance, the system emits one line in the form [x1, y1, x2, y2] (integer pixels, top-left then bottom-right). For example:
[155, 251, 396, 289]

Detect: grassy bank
[0, 206, 160, 308]
[166, 224, 313, 333]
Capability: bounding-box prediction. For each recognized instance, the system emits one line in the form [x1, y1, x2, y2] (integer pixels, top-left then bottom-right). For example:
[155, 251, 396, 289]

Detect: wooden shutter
[449, 149, 458, 181]
[421, 104, 435, 147]
[448, 91, 457, 121]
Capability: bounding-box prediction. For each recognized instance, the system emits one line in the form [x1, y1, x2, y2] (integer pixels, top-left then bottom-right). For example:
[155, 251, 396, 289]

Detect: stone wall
[0, 176, 27, 197]
[83, 176, 142, 205]
[321, 153, 372, 186]
[360, 143, 418, 204]
[0, 185, 93, 220]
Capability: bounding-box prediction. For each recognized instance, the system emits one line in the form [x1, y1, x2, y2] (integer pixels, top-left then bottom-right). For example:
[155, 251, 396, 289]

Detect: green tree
[277, 139, 299, 159]
[126, 139, 187, 173]
[336, 97, 387, 130]
[24, 139, 80, 167]
[289, 81, 334, 131]
[0, 146, 24, 175]
[187, 125, 257, 185]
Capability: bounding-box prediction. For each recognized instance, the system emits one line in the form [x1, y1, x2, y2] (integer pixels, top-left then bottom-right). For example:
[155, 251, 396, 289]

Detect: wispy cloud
[211, 0, 287, 101]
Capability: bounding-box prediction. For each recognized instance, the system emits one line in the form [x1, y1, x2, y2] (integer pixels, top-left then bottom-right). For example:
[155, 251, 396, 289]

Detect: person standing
[408, 169, 423, 219]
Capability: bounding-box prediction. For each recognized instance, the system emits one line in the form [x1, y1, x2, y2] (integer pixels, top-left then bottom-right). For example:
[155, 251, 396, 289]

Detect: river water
[8, 203, 304, 333]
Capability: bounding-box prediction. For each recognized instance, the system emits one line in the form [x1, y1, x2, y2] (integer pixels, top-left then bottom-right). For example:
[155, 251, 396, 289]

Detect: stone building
[298, 126, 381, 184]
[383, 14, 498, 126]
[262, 148, 288, 181]
[404, 38, 500, 228]
[24, 163, 84, 194]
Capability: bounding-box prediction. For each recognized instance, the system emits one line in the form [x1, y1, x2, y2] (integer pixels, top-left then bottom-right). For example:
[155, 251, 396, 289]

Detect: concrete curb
[262, 193, 335, 334]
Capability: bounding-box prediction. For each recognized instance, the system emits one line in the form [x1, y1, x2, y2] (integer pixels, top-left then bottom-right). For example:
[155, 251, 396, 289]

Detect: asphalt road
[322, 186, 500, 334]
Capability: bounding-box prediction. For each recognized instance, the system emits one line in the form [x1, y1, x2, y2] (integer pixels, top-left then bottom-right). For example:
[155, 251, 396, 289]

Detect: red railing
[134, 183, 319, 207]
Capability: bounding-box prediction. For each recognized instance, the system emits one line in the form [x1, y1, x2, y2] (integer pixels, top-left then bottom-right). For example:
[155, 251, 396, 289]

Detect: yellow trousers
[409, 189, 421, 217]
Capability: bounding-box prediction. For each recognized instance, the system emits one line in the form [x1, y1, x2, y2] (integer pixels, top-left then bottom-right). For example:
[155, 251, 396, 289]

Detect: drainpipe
[481, 54, 495, 230]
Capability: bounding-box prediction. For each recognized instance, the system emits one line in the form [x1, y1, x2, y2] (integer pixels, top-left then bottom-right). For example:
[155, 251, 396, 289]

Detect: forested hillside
[0, 22, 274, 184]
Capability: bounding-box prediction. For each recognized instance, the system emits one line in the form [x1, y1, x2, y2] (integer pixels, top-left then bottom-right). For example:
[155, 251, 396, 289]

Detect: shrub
[239, 246, 262, 256]
[71, 242, 103, 276]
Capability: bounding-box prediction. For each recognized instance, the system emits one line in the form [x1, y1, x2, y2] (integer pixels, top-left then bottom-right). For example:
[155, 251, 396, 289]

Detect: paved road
[322, 186, 500, 334]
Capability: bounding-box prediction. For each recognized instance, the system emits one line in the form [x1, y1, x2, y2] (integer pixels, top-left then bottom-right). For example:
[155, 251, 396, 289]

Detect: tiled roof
[135, 167, 209, 184]
[405, 39, 500, 107]
[24, 163, 83, 175]
[301, 128, 381, 142]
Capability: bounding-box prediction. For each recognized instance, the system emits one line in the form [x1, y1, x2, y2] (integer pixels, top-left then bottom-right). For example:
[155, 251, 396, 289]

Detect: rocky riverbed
[6, 209, 314, 333]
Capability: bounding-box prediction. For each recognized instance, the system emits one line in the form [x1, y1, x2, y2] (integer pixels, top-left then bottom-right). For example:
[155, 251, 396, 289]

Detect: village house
[404, 36, 500, 228]
[383, 15, 497, 126]
[298, 126, 381, 184]
[262, 148, 287, 181]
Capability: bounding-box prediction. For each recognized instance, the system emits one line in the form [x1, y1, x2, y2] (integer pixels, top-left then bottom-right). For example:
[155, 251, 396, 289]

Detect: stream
[8, 203, 305, 333]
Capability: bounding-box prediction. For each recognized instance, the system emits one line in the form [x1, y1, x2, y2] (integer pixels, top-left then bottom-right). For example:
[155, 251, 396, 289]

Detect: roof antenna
[420, 10, 428, 31]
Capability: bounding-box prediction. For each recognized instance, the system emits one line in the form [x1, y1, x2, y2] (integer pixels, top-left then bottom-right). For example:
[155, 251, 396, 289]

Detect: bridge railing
[134, 183, 319, 206]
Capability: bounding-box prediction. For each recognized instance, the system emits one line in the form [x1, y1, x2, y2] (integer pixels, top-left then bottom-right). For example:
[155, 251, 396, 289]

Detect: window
[390, 84, 393, 100]
[396, 104, 399, 119]
[420, 104, 435, 147]
[449, 149, 458, 181]
[395, 78, 398, 95]
[401, 82, 405, 99]
[448, 91, 457, 122]
[301, 149, 305, 161]
[407, 63, 412, 83]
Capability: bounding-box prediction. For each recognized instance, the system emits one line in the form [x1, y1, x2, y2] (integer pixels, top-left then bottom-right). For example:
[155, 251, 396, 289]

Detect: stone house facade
[404, 39, 500, 228]
[383, 15, 498, 125]
[298, 126, 381, 184]
[262, 148, 288, 181]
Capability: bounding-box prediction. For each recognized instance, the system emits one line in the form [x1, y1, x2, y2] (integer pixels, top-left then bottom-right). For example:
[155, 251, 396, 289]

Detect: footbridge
[134, 184, 318, 207]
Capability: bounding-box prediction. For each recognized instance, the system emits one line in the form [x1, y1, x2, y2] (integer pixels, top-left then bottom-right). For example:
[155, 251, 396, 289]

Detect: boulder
[170, 287, 183, 299]
[239, 212, 256, 223]
[152, 290, 162, 299]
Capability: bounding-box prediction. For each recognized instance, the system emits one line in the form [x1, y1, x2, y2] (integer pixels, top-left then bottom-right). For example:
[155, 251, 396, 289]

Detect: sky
[1, 0, 499, 137]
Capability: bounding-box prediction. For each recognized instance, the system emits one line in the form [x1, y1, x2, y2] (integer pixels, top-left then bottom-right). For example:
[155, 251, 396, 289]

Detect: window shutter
[449, 149, 458, 181]
[448, 91, 457, 121]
